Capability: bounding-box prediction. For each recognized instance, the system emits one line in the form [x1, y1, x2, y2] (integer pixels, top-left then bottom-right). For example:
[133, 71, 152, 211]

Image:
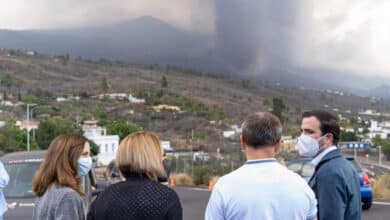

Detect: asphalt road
[174, 186, 390, 220]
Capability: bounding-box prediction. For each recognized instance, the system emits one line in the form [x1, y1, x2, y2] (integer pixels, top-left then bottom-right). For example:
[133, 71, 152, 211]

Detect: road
[174, 186, 390, 220]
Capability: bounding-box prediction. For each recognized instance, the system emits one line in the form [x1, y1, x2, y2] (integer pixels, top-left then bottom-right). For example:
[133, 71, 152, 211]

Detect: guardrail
[360, 161, 390, 176]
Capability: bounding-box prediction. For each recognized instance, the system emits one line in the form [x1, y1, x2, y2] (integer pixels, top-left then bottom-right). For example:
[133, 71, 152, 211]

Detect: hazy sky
[1, 0, 389, 78]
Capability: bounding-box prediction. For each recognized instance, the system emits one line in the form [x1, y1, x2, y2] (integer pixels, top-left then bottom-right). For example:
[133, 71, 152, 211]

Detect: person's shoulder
[317, 157, 351, 179]
[278, 164, 312, 188]
[148, 179, 179, 195]
[58, 186, 80, 198]
[49, 185, 76, 195]
[279, 164, 306, 180]
[219, 166, 245, 181]
[49, 185, 82, 204]
[212, 166, 246, 191]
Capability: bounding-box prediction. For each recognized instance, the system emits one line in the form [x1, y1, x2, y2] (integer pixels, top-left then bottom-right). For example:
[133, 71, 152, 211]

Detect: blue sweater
[309, 149, 361, 220]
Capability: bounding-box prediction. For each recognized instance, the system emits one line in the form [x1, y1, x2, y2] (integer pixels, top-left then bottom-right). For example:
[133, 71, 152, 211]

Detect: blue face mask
[78, 157, 92, 177]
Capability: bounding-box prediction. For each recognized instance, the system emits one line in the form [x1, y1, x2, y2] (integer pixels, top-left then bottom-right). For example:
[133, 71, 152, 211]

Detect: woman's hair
[33, 134, 88, 196]
[116, 131, 166, 181]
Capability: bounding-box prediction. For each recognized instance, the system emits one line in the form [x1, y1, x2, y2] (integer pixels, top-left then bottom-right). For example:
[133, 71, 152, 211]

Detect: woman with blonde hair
[87, 131, 182, 220]
[32, 134, 92, 220]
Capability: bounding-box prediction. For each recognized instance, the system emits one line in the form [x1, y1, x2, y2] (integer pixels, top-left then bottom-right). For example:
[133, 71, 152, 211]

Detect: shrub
[372, 175, 390, 200]
[170, 173, 193, 186]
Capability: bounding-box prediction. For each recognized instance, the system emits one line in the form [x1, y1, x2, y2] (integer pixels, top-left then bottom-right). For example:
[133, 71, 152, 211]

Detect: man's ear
[274, 139, 282, 154]
[326, 133, 334, 146]
[240, 135, 246, 152]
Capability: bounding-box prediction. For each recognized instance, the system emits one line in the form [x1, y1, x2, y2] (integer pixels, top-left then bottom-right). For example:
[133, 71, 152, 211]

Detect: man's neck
[245, 146, 275, 160]
[314, 144, 333, 157]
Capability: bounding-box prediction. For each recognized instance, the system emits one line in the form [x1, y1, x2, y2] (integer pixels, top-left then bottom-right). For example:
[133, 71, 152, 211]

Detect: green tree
[106, 121, 139, 140]
[271, 97, 286, 122]
[340, 130, 358, 142]
[0, 74, 14, 88]
[101, 76, 110, 94]
[0, 120, 27, 153]
[262, 98, 270, 106]
[36, 117, 83, 149]
[161, 76, 168, 88]
[381, 139, 390, 160]
[14, 78, 24, 97]
[0, 74, 14, 101]
[372, 135, 383, 147]
[89, 140, 100, 156]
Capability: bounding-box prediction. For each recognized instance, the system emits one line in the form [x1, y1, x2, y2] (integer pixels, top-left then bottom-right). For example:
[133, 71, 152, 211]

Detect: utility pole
[190, 129, 194, 179]
[26, 104, 30, 152]
[379, 145, 382, 166]
[26, 104, 37, 152]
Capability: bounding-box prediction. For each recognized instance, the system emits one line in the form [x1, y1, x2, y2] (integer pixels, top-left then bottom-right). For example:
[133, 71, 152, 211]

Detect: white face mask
[295, 134, 326, 157]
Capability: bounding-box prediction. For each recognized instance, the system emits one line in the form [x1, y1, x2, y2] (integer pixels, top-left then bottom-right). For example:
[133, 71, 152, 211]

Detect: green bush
[89, 140, 100, 156]
[35, 117, 83, 149]
[382, 140, 390, 160]
[106, 121, 139, 141]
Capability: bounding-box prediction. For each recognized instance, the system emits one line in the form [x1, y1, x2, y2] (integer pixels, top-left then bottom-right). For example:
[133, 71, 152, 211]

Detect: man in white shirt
[205, 112, 317, 220]
[0, 160, 9, 220]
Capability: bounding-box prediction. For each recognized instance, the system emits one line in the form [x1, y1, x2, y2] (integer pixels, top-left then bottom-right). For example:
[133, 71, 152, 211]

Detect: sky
[0, 0, 389, 79]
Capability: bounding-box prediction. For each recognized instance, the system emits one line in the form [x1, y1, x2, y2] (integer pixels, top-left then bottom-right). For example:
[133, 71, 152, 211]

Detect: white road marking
[373, 201, 390, 206]
[183, 187, 210, 192]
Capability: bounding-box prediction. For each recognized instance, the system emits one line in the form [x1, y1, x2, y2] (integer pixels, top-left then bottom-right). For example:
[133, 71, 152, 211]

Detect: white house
[161, 141, 173, 152]
[83, 119, 119, 166]
[56, 97, 69, 102]
[231, 125, 242, 133]
[193, 151, 210, 161]
[359, 109, 381, 116]
[98, 93, 127, 100]
[368, 131, 388, 140]
[223, 131, 235, 138]
[128, 94, 145, 104]
[25, 50, 37, 56]
[368, 120, 390, 140]
[1, 101, 14, 106]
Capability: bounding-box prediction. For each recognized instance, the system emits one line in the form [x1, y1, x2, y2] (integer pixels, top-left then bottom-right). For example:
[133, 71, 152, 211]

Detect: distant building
[98, 93, 127, 100]
[128, 94, 145, 104]
[19, 120, 39, 131]
[223, 131, 235, 138]
[153, 105, 181, 112]
[231, 125, 242, 133]
[368, 120, 390, 140]
[161, 141, 173, 152]
[83, 119, 119, 166]
[25, 50, 37, 56]
[359, 109, 381, 116]
[1, 101, 14, 106]
[193, 151, 210, 161]
[56, 97, 69, 102]
[69, 96, 80, 101]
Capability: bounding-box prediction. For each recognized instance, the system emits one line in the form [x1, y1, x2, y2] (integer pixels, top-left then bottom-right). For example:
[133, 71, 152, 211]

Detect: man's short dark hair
[241, 112, 282, 149]
[302, 110, 340, 145]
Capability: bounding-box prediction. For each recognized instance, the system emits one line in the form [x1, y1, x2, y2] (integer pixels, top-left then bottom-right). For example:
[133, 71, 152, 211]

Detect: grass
[169, 173, 193, 186]
[372, 174, 390, 200]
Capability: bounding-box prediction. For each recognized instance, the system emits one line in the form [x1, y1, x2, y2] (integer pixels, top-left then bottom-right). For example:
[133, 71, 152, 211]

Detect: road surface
[174, 186, 390, 220]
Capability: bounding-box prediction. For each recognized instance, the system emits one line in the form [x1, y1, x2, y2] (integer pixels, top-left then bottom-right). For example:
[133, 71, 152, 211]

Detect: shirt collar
[311, 146, 337, 167]
[246, 158, 277, 165]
